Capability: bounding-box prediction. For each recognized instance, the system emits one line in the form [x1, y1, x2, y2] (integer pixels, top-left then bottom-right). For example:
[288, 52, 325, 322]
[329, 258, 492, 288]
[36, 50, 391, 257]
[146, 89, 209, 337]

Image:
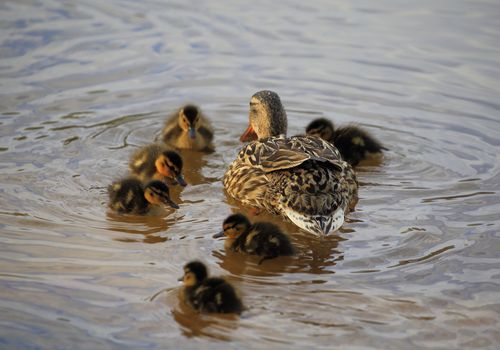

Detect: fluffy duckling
[129, 143, 187, 186]
[213, 213, 294, 264]
[180, 261, 243, 314]
[161, 104, 214, 151]
[306, 118, 386, 166]
[108, 178, 179, 214]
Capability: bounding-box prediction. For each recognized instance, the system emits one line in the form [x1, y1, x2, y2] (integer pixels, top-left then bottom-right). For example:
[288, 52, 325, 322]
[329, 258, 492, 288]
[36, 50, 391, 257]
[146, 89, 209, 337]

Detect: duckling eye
[224, 224, 235, 232]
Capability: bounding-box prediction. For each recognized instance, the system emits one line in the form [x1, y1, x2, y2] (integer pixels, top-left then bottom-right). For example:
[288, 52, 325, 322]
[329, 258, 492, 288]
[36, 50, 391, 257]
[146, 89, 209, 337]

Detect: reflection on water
[1, 0, 500, 349]
[106, 211, 179, 243]
[172, 305, 240, 341]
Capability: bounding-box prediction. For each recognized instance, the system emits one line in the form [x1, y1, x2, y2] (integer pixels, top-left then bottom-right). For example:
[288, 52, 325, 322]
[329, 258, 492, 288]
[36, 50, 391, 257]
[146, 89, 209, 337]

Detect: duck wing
[240, 135, 343, 173]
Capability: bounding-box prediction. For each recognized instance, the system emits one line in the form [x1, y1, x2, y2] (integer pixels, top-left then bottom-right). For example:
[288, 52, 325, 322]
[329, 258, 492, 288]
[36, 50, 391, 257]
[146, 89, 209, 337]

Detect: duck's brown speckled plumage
[224, 91, 358, 236]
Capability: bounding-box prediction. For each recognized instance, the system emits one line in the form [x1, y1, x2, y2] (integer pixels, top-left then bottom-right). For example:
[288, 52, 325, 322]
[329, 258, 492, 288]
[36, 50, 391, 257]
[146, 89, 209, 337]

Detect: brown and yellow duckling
[161, 104, 214, 151]
[108, 178, 179, 214]
[306, 118, 386, 167]
[213, 213, 294, 264]
[129, 143, 187, 186]
[179, 261, 243, 314]
[224, 90, 358, 236]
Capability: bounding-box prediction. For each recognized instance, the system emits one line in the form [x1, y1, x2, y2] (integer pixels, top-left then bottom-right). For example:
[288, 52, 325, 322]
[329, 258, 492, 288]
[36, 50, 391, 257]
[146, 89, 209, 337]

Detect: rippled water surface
[1, 0, 500, 349]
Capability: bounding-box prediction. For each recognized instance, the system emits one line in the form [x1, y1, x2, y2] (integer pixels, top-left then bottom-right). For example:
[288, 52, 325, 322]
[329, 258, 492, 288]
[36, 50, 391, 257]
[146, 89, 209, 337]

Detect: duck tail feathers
[283, 208, 345, 236]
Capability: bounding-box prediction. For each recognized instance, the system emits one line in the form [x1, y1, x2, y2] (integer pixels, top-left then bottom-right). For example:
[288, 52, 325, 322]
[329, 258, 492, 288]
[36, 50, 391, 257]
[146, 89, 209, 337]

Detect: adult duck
[223, 91, 358, 236]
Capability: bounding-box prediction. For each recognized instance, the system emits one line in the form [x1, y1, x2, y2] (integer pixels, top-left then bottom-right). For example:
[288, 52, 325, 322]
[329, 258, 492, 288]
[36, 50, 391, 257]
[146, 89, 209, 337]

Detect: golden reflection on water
[106, 209, 179, 243]
[172, 303, 240, 340]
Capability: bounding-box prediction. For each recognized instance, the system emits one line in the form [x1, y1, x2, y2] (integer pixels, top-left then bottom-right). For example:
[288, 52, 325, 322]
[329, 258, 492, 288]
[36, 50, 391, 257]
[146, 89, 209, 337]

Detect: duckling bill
[180, 261, 243, 314]
[129, 143, 186, 186]
[214, 213, 294, 265]
[306, 118, 386, 167]
[161, 104, 214, 151]
[108, 178, 179, 214]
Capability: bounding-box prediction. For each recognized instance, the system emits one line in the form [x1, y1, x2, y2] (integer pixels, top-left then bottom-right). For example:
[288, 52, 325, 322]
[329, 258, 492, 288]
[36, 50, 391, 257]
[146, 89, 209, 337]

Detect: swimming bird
[108, 178, 179, 214]
[128, 143, 187, 186]
[180, 261, 243, 314]
[223, 90, 358, 236]
[305, 118, 386, 166]
[213, 213, 294, 264]
[161, 104, 214, 151]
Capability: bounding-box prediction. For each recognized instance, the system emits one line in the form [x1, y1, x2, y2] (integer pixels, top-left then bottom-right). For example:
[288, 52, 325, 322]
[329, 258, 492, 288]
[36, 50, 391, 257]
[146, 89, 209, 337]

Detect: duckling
[108, 178, 179, 214]
[213, 213, 294, 264]
[224, 90, 358, 236]
[161, 104, 214, 151]
[129, 143, 187, 186]
[180, 261, 243, 314]
[306, 118, 386, 166]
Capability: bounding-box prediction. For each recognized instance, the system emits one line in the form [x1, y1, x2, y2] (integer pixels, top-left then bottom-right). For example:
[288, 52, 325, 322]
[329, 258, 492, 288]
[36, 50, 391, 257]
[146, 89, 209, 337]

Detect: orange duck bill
[240, 125, 258, 142]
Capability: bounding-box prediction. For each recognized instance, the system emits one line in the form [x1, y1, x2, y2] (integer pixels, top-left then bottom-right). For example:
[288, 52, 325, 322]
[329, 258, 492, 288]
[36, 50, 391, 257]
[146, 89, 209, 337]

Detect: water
[1, 0, 500, 349]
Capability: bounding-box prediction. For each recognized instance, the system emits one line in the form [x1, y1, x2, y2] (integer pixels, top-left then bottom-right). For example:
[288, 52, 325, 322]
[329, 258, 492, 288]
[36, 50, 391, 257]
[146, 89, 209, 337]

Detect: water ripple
[1, 0, 500, 349]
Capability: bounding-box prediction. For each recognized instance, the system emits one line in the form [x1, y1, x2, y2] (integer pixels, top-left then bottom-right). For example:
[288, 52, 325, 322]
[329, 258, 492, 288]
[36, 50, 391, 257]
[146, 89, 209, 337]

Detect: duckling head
[306, 118, 335, 141]
[180, 260, 208, 287]
[213, 213, 251, 239]
[154, 150, 187, 186]
[178, 104, 200, 140]
[143, 180, 180, 209]
[240, 90, 287, 142]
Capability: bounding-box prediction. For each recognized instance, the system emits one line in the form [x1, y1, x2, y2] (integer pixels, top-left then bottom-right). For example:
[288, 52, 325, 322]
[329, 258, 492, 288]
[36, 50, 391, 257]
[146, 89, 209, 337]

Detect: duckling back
[128, 143, 165, 182]
[108, 178, 149, 214]
[306, 118, 386, 167]
[185, 277, 243, 314]
[232, 221, 294, 263]
[333, 125, 386, 166]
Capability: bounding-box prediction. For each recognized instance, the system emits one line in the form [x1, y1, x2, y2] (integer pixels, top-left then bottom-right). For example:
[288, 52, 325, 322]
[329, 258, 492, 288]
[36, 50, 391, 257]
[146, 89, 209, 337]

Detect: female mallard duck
[129, 143, 187, 186]
[213, 213, 294, 264]
[223, 90, 358, 236]
[306, 118, 386, 166]
[180, 261, 243, 314]
[108, 178, 179, 214]
[161, 104, 214, 151]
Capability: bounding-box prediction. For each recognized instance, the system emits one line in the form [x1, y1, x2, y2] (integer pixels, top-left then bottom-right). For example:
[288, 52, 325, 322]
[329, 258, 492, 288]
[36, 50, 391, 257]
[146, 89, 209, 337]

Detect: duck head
[240, 90, 287, 142]
[306, 118, 335, 141]
[154, 150, 187, 186]
[143, 180, 180, 209]
[178, 104, 201, 140]
[180, 260, 208, 287]
[213, 213, 251, 239]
